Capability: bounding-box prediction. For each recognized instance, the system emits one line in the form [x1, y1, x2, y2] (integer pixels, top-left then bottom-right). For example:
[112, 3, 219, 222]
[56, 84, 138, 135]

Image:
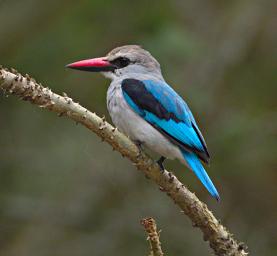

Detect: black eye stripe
[110, 57, 131, 68]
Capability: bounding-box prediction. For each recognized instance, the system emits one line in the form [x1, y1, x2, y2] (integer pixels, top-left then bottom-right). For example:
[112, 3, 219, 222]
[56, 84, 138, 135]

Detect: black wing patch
[122, 79, 180, 122]
[192, 122, 210, 160]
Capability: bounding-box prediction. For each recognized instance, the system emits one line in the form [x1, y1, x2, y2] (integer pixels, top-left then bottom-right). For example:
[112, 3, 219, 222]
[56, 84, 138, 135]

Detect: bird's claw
[134, 140, 143, 154]
[157, 156, 166, 171]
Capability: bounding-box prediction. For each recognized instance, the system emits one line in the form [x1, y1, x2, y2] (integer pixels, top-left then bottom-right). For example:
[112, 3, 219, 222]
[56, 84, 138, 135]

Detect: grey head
[67, 45, 163, 80]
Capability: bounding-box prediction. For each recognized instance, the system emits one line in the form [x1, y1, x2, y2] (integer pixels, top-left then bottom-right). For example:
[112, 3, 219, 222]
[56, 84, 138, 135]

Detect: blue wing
[121, 79, 219, 200]
[121, 79, 210, 162]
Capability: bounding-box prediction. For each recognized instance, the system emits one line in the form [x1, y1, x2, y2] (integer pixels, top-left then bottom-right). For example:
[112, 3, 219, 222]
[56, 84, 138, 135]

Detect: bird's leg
[157, 156, 166, 171]
[134, 140, 143, 154]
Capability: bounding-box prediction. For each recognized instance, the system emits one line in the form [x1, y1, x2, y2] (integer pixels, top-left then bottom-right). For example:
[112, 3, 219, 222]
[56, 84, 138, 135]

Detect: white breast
[106, 80, 184, 162]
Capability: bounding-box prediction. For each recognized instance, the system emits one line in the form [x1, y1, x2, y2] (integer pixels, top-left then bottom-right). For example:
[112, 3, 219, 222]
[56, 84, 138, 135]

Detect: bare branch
[0, 67, 248, 256]
[141, 217, 164, 256]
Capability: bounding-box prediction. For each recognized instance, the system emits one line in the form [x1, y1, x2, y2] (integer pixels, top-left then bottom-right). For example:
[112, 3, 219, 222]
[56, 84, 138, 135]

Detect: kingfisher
[67, 45, 220, 200]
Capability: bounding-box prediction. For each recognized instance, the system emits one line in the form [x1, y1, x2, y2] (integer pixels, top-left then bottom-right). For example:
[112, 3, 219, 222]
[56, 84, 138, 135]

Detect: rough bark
[0, 67, 248, 256]
[141, 217, 164, 256]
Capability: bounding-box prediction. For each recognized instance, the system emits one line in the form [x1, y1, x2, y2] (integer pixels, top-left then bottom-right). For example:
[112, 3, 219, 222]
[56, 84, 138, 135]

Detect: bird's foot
[157, 156, 166, 171]
[134, 140, 143, 154]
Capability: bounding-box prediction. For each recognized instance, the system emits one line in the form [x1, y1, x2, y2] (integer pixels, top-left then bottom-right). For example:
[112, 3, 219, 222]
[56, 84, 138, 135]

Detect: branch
[141, 217, 164, 256]
[0, 67, 248, 256]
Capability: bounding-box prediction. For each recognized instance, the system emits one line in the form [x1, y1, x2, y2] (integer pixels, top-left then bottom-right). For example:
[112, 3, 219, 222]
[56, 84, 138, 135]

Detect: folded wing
[121, 78, 210, 164]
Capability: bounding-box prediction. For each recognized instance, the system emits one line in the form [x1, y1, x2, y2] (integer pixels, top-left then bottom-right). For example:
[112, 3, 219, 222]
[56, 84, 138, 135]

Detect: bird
[66, 45, 220, 201]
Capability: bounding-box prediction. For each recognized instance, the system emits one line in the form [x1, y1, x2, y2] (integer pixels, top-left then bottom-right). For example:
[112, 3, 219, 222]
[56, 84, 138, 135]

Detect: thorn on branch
[58, 111, 67, 117]
[25, 74, 31, 81]
[192, 222, 198, 227]
[11, 68, 18, 74]
[168, 172, 174, 183]
[99, 122, 107, 130]
[31, 78, 37, 84]
[238, 242, 247, 252]
[159, 186, 166, 192]
[40, 101, 55, 109]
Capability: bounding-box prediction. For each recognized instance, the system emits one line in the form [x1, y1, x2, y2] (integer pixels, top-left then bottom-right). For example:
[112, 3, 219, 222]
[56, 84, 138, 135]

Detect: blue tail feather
[181, 150, 220, 201]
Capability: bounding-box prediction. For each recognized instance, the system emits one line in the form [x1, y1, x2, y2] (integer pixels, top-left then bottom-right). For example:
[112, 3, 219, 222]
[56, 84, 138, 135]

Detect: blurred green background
[0, 0, 276, 255]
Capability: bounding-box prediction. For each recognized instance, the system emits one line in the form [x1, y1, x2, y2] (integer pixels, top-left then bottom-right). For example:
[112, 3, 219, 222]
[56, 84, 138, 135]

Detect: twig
[141, 217, 164, 256]
[0, 67, 248, 256]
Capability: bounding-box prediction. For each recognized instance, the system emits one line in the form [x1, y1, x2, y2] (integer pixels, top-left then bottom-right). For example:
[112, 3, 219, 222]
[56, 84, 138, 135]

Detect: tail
[181, 150, 220, 201]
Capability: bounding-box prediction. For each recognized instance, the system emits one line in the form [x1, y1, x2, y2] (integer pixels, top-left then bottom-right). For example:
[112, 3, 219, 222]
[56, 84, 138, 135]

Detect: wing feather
[121, 79, 210, 163]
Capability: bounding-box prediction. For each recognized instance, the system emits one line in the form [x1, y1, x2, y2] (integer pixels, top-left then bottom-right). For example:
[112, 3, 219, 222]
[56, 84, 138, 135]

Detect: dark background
[0, 0, 276, 255]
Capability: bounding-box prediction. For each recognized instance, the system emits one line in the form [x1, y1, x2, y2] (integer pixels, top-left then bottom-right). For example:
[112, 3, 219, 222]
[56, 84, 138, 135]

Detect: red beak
[66, 57, 115, 72]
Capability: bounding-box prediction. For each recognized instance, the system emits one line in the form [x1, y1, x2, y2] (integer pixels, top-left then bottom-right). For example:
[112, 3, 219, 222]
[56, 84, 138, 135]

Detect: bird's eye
[111, 57, 131, 68]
